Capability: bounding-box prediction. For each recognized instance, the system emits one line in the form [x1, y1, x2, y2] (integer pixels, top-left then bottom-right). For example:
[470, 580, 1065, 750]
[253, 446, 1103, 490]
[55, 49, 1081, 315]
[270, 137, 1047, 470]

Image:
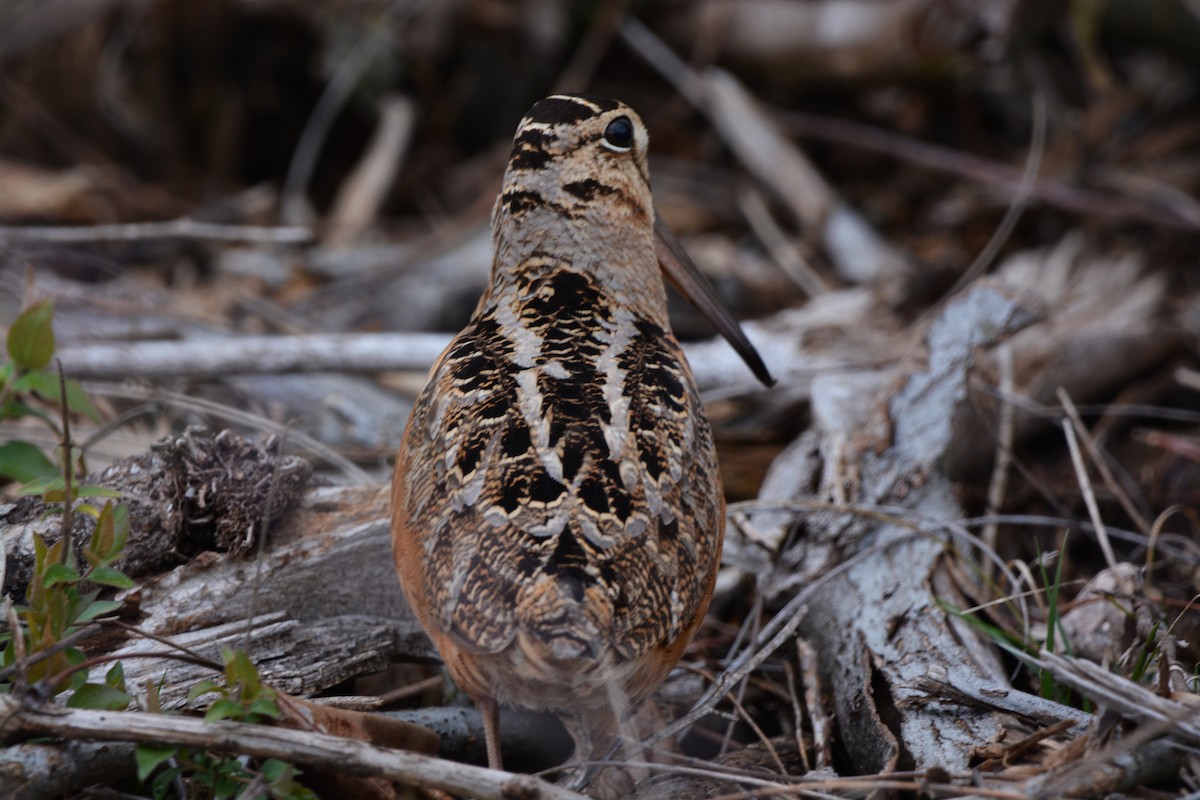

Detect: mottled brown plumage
[391, 94, 772, 782]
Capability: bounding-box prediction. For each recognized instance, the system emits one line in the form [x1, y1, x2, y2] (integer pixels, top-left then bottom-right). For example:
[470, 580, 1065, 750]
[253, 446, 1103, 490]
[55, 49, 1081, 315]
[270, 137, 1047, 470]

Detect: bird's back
[392, 256, 723, 705]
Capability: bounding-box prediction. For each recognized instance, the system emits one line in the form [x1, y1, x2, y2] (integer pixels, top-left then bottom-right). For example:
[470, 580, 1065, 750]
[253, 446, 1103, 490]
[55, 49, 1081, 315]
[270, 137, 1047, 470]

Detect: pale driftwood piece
[53, 315, 835, 392]
[55, 332, 452, 380]
[618, 17, 912, 285]
[0, 217, 311, 244]
[947, 233, 1175, 477]
[110, 484, 432, 708]
[325, 94, 416, 246]
[661, 0, 1019, 80]
[0, 709, 567, 800]
[0, 695, 586, 800]
[741, 281, 1040, 777]
[2, 480, 423, 707]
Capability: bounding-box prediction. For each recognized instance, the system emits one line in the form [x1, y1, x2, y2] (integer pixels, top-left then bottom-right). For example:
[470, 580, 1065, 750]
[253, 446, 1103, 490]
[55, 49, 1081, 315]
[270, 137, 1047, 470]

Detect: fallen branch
[54, 329, 785, 390]
[0, 217, 311, 244]
[0, 694, 586, 800]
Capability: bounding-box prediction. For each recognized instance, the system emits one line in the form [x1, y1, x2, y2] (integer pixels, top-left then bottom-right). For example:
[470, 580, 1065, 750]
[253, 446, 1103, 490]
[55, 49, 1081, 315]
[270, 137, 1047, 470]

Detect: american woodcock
[391, 94, 773, 780]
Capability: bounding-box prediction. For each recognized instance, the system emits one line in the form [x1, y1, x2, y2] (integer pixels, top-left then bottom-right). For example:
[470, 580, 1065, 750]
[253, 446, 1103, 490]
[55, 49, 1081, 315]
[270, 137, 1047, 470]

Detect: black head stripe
[524, 97, 597, 126]
[523, 95, 621, 126]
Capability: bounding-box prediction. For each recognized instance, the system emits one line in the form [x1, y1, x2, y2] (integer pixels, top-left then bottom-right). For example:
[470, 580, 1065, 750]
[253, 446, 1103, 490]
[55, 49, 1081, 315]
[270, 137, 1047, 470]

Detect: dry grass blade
[1058, 387, 1119, 570]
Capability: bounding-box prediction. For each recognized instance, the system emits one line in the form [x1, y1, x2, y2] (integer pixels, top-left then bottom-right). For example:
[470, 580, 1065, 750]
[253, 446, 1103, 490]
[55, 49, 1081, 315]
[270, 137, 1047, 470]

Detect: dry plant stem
[773, 108, 1200, 232]
[378, 675, 443, 707]
[1057, 388, 1118, 570]
[325, 94, 415, 244]
[0, 218, 310, 244]
[55, 361, 73, 566]
[796, 639, 829, 771]
[0, 695, 586, 800]
[552, 0, 632, 93]
[982, 344, 1015, 583]
[946, 92, 1046, 295]
[1058, 390, 1152, 535]
[281, 26, 382, 226]
[57, 330, 777, 392]
[0, 623, 103, 684]
[735, 184, 830, 296]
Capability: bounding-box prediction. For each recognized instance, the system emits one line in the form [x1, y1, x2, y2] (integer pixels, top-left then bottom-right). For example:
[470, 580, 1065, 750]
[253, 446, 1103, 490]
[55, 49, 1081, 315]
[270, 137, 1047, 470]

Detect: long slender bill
[653, 211, 775, 387]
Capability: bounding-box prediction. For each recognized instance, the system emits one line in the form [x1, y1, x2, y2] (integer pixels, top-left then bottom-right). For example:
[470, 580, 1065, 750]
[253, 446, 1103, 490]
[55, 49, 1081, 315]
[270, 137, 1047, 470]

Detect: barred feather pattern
[392, 95, 723, 717]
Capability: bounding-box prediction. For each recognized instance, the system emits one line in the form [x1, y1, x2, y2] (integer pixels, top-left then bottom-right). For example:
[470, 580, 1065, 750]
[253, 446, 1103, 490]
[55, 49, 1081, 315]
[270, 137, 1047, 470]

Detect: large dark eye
[601, 116, 635, 152]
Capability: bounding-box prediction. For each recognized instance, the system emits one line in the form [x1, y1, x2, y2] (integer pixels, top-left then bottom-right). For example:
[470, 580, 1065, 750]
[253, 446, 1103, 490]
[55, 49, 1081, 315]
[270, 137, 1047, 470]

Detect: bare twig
[0, 694, 586, 800]
[281, 24, 385, 225]
[982, 344, 1015, 582]
[0, 218, 311, 244]
[947, 91, 1046, 294]
[773, 107, 1200, 232]
[735, 185, 830, 297]
[55, 360, 73, 567]
[1058, 388, 1119, 570]
[57, 333, 450, 380]
[1058, 390, 1153, 535]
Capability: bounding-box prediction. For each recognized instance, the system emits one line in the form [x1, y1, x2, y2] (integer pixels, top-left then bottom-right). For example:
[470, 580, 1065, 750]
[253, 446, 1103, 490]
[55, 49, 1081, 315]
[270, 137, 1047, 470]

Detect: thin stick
[947, 91, 1046, 294]
[56, 360, 73, 566]
[281, 27, 383, 225]
[981, 344, 1015, 582]
[1058, 390, 1152, 535]
[0, 218, 311, 244]
[56, 333, 452, 380]
[735, 184, 830, 297]
[1058, 388, 1118, 570]
[773, 107, 1200, 232]
[0, 694, 585, 800]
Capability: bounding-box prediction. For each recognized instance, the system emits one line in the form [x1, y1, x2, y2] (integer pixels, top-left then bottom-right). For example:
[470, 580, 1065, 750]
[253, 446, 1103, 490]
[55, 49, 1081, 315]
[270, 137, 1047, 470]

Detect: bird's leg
[478, 695, 504, 770]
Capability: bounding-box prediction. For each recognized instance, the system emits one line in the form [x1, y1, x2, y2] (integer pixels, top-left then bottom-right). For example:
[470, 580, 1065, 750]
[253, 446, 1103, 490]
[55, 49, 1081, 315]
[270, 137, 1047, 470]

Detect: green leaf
[76, 599, 122, 622]
[247, 695, 281, 720]
[109, 502, 129, 558]
[64, 378, 102, 423]
[260, 758, 288, 783]
[75, 484, 122, 498]
[18, 475, 64, 496]
[151, 765, 184, 800]
[14, 372, 103, 423]
[67, 682, 131, 710]
[43, 563, 81, 587]
[136, 744, 178, 782]
[105, 661, 125, 690]
[204, 698, 244, 723]
[0, 397, 57, 426]
[0, 440, 59, 484]
[188, 679, 223, 700]
[226, 650, 262, 697]
[87, 567, 133, 589]
[6, 300, 55, 371]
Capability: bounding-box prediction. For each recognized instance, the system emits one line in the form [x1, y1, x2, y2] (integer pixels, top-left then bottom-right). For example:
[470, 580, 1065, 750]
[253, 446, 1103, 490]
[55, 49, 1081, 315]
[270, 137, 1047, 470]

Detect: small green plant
[1, 298, 134, 706]
[137, 649, 317, 800]
[1, 299, 101, 486]
[0, 500, 133, 696]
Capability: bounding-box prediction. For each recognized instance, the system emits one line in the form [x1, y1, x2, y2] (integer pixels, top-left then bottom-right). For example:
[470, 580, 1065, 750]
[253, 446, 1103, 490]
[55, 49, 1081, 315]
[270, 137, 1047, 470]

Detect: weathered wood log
[743, 280, 1041, 773]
